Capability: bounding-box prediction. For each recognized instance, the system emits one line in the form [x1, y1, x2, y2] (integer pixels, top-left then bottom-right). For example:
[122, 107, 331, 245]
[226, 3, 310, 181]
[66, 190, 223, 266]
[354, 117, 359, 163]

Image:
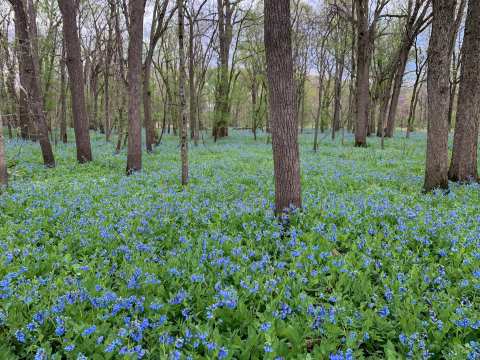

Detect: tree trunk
[447, 49, 459, 129]
[424, 0, 456, 192]
[178, 0, 189, 185]
[91, 69, 99, 132]
[104, 14, 114, 142]
[332, 50, 345, 140]
[376, 86, 390, 137]
[354, 0, 369, 147]
[299, 90, 305, 134]
[385, 48, 408, 137]
[313, 74, 324, 152]
[58, 0, 93, 163]
[213, 0, 233, 140]
[251, 77, 258, 140]
[188, 19, 198, 146]
[448, 0, 480, 182]
[265, 0, 302, 214]
[368, 100, 377, 137]
[126, 0, 145, 174]
[406, 83, 422, 138]
[0, 115, 7, 188]
[15, 9, 35, 141]
[406, 78, 423, 139]
[10, 0, 55, 167]
[143, 59, 157, 152]
[60, 39, 68, 144]
[347, 0, 356, 133]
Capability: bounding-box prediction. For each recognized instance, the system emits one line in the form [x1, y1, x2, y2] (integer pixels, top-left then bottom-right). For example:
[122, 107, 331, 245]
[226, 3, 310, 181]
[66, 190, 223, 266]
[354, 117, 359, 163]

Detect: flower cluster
[0, 132, 479, 359]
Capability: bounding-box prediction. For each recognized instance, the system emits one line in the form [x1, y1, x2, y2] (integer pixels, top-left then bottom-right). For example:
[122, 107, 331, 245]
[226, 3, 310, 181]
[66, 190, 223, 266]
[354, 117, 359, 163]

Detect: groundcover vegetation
[0, 131, 479, 359]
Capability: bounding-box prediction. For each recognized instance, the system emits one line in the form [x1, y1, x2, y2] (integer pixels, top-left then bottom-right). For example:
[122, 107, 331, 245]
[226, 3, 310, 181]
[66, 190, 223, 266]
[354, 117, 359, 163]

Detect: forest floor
[0, 130, 479, 359]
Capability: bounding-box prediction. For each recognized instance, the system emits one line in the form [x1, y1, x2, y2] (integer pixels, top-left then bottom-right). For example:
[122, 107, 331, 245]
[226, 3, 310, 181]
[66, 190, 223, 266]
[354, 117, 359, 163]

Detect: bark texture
[424, 0, 456, 191]
[448, 0, 480, 182]
[213, 0, 234, 140]
[59, 39, 68, 144]
[126, 0, 145, 174]
[332, 47, 345, 140]
[10, 0, 55, 167]
[264, 0, 302, 214]
[354, 0, 370, 147]
[58, 0, 93, 163]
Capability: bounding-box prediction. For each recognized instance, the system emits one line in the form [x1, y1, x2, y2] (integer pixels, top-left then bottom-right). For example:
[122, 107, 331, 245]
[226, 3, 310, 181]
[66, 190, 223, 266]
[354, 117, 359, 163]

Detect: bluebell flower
[455, 318, 470, 328]
[34, 348, 46, 360]
[170, 350, 181, 360]
[378, 306, 390, 318]
[218, 347, 228, 359]
[169, 289, 188, 305]
[260, 322, 271, 332]
[82, 325, 96, 337]
[15, 330, 26, 343]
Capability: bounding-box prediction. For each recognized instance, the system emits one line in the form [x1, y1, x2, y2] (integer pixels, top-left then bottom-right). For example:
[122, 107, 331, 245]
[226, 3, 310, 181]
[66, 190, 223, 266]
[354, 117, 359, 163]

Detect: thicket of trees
[0, 0, 479, 212]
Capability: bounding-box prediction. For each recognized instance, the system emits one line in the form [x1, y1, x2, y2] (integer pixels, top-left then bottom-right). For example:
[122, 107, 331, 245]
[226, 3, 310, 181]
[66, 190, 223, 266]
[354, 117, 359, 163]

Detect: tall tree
[144, 0, 170, 152]
[424, 0, 457, 191]
[212, 0, 240, 140]
[58, 0, 93, 163]
[0, 115, 7, 188]
[264, 0, 302, 214]
[350, 0, 390, 146]
[59, 39, 68, 144]
[384, 0, 432, 138]
[448, 0, 480, 182]
[332, 19, 347, 140]
[353, 0, 370, 147]
[406, 40, 427, 138]
[186, 0, 209, 145]
[126, 0, 146, 174]
[178, 0, 189, 185]
[8, 0, 55, 167]
[104, 6, 114, 142]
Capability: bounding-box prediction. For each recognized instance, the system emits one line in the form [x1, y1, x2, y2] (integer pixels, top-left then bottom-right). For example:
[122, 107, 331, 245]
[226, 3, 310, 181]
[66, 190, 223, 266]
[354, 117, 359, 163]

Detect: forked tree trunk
[126, 0, 145, 174]
[448, 0, 480, 182]
[385, 50, 408, 137]
[424, 0, 456, 191]
[10, 0, 55, 167]
[58, 0, 92, 163]
[354, 0, 369, 147]
[265, 0, 302, 214]
[178, 0, 189, 185]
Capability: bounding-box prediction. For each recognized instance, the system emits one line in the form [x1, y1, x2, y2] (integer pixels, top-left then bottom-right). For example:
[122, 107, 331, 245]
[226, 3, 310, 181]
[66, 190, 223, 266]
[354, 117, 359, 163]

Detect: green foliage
[0, 131, 478, 359]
